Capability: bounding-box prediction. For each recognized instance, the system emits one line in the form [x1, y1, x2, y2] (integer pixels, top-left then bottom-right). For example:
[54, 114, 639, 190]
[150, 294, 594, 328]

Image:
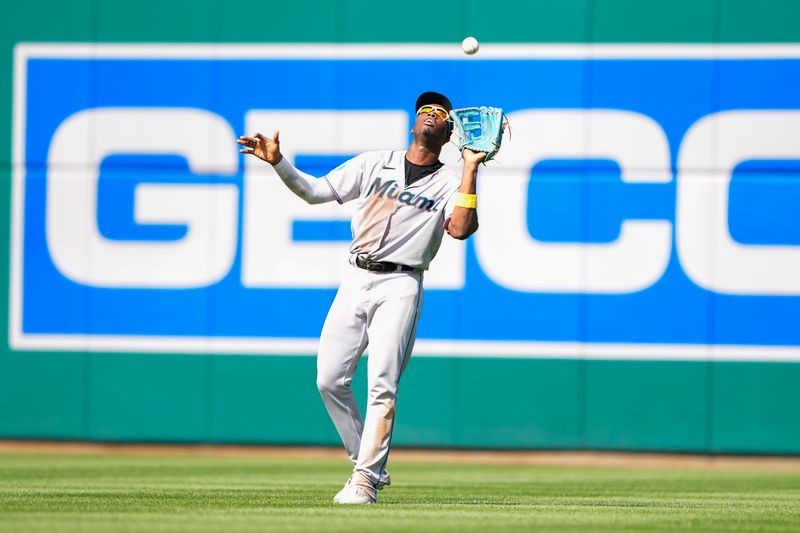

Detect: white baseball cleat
[333, 473, 378, 505]
[334, 483, 377, 505]
[334, 470, 389, 502]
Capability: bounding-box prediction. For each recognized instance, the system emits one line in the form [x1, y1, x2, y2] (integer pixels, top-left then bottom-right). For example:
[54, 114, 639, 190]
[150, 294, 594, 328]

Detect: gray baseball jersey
[322, 150, 461, 269]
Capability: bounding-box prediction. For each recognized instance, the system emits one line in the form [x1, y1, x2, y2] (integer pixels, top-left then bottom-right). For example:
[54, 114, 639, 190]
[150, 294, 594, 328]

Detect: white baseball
[461, 36, 479, 55]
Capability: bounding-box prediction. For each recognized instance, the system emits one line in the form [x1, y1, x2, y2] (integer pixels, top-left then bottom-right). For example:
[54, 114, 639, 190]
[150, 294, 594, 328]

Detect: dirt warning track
[2, 439, 799, 472]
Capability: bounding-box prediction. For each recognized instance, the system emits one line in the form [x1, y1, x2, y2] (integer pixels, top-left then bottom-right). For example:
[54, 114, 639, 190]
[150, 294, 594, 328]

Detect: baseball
[461, 36, 479, 55]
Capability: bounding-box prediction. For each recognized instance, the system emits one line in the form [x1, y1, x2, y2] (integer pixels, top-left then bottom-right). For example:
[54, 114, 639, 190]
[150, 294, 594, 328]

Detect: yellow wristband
[455, 192, 477, 209]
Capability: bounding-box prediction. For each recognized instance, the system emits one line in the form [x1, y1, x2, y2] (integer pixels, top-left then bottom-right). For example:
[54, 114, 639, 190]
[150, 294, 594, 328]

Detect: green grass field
[1, 452, 799, 532]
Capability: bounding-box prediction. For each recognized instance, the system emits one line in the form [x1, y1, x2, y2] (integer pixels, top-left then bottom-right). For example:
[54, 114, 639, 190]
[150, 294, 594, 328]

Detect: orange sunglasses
[416, 105, 450, 121]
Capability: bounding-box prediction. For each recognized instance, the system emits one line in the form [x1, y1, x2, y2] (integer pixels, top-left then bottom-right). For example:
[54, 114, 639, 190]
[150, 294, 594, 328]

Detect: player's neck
[406, 139, 441, 166]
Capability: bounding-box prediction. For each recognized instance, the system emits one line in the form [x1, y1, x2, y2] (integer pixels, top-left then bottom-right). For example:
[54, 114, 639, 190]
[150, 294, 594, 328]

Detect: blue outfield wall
[1, 0, 799, 454]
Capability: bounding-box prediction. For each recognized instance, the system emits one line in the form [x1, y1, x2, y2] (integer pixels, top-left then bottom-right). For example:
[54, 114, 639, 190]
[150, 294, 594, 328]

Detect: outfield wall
[1, 0, 799, 454]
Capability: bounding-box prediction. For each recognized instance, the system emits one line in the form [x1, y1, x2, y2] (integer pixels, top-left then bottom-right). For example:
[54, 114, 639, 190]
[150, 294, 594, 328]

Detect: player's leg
[317, 267, 370, 464]
[353, 271, 423, 487]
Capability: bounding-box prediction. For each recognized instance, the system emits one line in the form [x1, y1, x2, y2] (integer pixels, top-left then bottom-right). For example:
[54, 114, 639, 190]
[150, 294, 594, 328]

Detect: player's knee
[316, 375, 334, 396]
[316, 371, 346, 397]
[369, 387, 397, 407]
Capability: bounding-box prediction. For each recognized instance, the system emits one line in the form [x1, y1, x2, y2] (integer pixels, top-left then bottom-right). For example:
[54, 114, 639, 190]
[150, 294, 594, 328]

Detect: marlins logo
[366, 177, 441, 212]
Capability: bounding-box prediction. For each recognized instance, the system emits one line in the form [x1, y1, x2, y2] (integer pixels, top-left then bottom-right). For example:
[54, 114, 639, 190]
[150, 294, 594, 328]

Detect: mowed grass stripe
[0, 453, 798, 532]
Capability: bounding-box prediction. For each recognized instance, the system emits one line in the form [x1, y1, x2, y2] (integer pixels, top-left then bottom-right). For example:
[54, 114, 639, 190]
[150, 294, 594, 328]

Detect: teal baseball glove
[449, 106, 506, 162]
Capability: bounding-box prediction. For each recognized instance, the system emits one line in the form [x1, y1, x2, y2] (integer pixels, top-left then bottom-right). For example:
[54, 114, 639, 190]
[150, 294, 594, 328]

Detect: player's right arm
[238, 130, 336, 205]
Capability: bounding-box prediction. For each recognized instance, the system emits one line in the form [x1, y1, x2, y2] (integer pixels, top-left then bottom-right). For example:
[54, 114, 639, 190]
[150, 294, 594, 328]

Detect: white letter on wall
[475, 110, 672, 293]
[46, 108, 239, 288]
[677, 110, 800, 295]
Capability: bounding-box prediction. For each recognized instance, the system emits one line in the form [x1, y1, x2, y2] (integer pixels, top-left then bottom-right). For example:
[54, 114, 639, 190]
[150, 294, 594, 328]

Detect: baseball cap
[415, 91, 453, 112]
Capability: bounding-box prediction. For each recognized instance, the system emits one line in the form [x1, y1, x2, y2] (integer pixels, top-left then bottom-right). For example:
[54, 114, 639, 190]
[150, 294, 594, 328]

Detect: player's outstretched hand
[462, 147, 488, 167]
[237, 130, 283, 165]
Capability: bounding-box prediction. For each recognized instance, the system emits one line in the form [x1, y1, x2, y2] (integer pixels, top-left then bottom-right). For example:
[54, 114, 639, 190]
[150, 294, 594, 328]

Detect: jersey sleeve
[321, 153, 371, 204]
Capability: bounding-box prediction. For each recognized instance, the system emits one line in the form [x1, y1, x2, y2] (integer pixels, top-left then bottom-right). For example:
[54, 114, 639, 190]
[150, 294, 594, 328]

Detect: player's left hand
[462, 147, 488, 167]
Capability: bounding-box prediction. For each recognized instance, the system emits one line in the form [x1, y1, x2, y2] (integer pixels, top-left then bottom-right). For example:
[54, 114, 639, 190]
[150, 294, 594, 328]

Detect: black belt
[355, 256, 418, 273]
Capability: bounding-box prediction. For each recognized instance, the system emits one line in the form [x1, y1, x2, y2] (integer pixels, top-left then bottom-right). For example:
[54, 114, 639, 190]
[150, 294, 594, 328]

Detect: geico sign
[46, 108, 800, 295]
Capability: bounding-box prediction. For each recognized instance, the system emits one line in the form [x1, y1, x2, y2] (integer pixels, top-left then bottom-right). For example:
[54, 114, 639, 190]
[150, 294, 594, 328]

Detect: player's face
[413, 104, 451, 145]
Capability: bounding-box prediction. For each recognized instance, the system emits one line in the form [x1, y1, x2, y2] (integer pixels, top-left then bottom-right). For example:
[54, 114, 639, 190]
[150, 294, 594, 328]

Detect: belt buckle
[356, 256, 405, 273]
[362, 258, 381, 272]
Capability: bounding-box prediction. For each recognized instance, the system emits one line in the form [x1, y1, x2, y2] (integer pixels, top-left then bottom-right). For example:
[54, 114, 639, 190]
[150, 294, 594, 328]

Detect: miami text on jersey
[366, 177, 440, 212]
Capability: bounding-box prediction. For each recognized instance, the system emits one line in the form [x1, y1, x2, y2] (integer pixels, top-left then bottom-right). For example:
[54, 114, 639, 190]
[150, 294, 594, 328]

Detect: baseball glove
[449, 106, 506, 162]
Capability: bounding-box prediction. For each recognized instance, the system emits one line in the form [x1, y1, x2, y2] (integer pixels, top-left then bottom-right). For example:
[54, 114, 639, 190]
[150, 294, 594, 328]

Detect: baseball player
[238, 92, 487, 504]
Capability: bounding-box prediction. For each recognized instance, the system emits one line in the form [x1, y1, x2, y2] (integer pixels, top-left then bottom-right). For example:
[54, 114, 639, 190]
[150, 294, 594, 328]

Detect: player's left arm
[446, 148, 486, 240]
[238, 131, 336, 205]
